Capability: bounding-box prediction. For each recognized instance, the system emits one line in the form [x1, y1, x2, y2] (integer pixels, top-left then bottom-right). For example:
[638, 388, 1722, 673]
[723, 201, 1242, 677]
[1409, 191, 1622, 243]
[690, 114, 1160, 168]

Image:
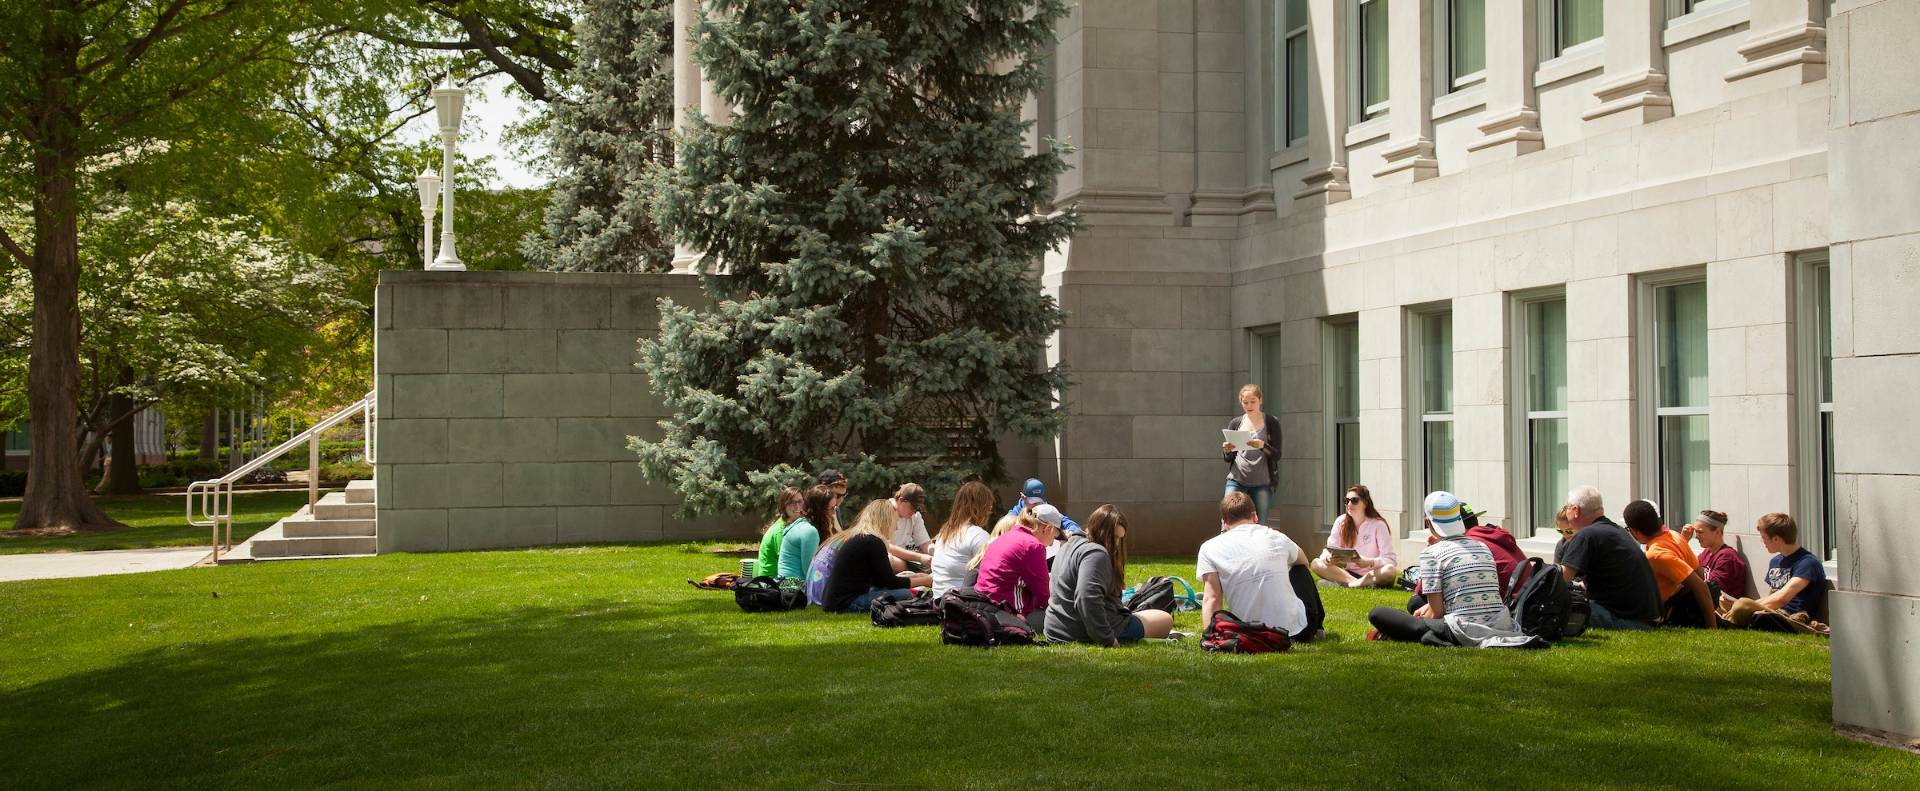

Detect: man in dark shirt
[1557, 486, 1661, 629]
[1756, 512, 1827, 617]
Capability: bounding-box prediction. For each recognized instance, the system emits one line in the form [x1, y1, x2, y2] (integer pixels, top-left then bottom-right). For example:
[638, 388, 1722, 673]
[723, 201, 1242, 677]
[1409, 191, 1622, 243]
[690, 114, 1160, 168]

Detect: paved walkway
[0, 546, 212, 583]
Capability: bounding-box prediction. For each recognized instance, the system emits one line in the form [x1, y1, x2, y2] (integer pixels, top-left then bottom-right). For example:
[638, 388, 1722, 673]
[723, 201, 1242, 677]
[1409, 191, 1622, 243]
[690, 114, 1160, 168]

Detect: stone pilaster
[1372, 0, 1437, 185]
[1724, 0, 1827, 96]
[1582, 0, 1673, 132]
[1467, 0, 1543, 163]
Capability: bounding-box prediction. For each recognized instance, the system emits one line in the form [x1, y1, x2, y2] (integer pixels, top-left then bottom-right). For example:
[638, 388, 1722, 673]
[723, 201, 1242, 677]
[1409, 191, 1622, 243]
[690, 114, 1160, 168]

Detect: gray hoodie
[1044, 536, 1133, 645]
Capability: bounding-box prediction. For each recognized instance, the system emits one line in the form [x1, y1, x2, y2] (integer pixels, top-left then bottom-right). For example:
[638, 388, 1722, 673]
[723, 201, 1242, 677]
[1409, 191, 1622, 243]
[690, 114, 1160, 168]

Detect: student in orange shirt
[1622, 500, 1715, 629]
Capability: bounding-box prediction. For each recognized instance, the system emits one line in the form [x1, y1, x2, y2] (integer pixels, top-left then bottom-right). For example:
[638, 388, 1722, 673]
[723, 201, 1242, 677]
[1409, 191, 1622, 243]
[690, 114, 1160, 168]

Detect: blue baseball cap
[1022, 478, 1045, 498]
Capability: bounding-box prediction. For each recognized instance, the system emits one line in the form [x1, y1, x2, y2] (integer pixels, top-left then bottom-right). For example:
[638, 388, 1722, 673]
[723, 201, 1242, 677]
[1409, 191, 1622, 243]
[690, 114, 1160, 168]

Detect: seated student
[1557, 485, 1662, 630]
[813, 500, 933, 613]
[1196, 491, 1326, 643]
[1030, 503, 1067, 564]
[752, 486, 805, 577]
[1368, 491, 1530, 647]
[929, 481, 996, 597]
[1683, 510, 1749, 598]
[1005, 478, 1082, 536]
[1046, 504, 1173, 645]
[1719, 513, 1829, 631]
[817, 468, 850, 530]
[1311, 484, 1399, 588]
[890, 483, 934, 554]
[777, 484, 835, 579]
[974, 512, 1055, 628]
[1403, 501, 1528, 613]
[1622, 500, 1717, 629]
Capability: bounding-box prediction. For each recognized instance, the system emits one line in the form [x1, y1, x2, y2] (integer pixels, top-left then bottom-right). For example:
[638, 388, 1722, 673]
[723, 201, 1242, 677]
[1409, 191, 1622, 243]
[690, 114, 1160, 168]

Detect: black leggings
[1367, 606, 1459, 647]
[1289, 565, 1327, 641]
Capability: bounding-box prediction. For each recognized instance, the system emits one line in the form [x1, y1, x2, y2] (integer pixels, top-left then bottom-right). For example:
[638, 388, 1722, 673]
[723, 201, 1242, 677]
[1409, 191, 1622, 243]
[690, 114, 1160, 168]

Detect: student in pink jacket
[973, 512, 1056, 629]
[1311, 484, 1400, 588]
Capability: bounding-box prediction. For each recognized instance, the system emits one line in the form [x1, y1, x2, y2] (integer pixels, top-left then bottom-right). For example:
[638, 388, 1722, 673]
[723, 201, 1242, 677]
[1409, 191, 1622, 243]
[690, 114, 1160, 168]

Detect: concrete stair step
[345, 479, 375, 504]
[314, 492, 374, 521]
[282, 516, 377, 538]
[252, 533, 377, 559]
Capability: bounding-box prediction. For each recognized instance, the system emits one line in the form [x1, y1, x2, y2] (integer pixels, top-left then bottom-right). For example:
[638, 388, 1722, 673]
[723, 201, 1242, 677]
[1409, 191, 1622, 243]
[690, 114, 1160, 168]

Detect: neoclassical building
[1007, 0, 1911, 741]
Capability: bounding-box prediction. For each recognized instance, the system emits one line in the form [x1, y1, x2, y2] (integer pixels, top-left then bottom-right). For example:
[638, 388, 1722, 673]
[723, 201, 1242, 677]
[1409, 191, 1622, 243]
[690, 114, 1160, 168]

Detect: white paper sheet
[1222, 428, 1257, 447]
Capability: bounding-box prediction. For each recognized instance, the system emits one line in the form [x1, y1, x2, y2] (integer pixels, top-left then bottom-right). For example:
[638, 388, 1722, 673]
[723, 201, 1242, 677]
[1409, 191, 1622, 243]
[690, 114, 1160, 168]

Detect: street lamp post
[415, 168, 441, 266]
[429, 78, 466, 271]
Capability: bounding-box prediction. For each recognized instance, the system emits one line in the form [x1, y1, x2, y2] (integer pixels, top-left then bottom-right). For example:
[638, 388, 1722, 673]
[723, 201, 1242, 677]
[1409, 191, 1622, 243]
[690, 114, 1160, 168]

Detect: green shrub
[316, 460, 371, 482]
[0, 470, 25, 497]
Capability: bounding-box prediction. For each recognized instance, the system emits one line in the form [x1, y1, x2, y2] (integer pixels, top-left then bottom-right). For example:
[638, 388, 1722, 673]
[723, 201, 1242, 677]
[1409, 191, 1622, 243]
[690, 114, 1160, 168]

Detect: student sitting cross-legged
[1196, 491, 1326, 643]
[1718, 513, 1829, 633]
[1311, 484, 1400, 588]
[973, 512, 1056, 630]
[929, 481, 996, 597]
[752, 486, 805, 578]
[1557, 485, 1662, 630]
[1045, 505, 1173, 646]
[776, 484, 836, 579]
[1622, 499, 1717, 629]
[811, 499, 932, 613]
[1367, 491, 1540, 648]
[1683, 509, 1749, 599]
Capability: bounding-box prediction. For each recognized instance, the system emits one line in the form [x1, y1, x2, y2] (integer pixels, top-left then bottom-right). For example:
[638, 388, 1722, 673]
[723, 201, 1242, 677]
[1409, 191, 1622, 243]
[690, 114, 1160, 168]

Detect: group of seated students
[750, 468, 1827, 645]
[1356, 483, 1829, 644]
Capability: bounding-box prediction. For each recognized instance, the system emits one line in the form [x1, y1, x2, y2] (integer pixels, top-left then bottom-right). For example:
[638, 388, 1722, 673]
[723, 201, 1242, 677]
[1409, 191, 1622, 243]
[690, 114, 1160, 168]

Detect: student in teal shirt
[753, 487, 804, 577]
[778, 484, 835, 579]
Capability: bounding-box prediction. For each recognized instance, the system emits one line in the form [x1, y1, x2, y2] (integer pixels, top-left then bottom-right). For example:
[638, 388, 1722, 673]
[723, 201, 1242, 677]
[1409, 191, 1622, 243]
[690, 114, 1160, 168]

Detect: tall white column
[1468, 1, 1543, 163]
[1582, 0, 1671, 132]
[671, 0, 710, 275]
[1374, 0, 1437, 184]
[1294, 0, 1350, 204]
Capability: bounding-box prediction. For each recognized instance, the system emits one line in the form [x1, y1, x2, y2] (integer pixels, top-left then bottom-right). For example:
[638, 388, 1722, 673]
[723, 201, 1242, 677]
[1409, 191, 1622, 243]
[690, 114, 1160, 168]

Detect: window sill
[1534, 41, 1605, 88]
[1432, 84, 1488, 121]
[1343, 114, 1393, 147]
[1269, 143, 1311, 170]
[1663, 0, 1751, 48]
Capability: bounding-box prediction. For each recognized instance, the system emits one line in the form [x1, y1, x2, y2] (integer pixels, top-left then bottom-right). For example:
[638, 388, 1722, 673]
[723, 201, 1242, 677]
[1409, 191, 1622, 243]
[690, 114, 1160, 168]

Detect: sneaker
[1166, 630, 1190, 641]
[1365, 628, 1381, 641]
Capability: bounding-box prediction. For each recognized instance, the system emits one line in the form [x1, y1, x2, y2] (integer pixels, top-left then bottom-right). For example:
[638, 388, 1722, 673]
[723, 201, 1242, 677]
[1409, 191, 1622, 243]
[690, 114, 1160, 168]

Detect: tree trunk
[97, 388, 142, 495]
[12, 8, 119, 532]
[199, 409, 218, 459]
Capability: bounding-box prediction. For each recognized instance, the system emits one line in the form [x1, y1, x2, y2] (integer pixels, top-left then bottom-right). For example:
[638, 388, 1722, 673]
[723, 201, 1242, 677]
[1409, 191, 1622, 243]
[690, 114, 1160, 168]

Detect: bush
[0, 470, 25, 498]
[316, 460, 371, 482]
[138, 459, 228, 488]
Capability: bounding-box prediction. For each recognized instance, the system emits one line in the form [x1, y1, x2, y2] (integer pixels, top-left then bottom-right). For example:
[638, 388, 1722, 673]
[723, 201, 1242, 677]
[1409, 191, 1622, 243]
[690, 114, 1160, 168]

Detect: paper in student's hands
[1222, 428, 1257, 447]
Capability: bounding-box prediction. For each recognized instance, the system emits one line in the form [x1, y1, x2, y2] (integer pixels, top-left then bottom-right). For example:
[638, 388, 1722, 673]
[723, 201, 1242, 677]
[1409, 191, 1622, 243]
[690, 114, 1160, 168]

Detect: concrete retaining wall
[372, 270, 754, 552]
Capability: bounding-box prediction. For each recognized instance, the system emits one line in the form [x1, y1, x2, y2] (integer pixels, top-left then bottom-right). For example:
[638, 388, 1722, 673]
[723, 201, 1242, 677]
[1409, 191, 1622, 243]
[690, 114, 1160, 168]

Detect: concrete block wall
[373, 270, 754, 552]
[1826, 0, 1920, 744]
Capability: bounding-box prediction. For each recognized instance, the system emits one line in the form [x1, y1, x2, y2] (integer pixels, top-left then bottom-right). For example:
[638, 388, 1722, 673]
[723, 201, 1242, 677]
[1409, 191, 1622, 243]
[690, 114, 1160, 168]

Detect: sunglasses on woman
[1344, 496, 1361, 505]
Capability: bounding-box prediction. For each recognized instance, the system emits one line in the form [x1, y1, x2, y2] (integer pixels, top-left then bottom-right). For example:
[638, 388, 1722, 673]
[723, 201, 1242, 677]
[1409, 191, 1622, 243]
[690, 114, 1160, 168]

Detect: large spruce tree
[524, 0, 675, 272]
[634, 0, 1077, 513]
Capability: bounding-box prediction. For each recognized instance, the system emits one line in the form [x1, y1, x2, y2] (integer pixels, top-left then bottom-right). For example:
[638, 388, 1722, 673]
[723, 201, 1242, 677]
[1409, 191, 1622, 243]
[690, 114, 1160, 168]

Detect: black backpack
[1124, 577, 1176, 613]
[1505, 558, 1576, 640]
[938, 588, 1037, 647]
[734, 576, 807, 613]
[871, 591, 941, 627]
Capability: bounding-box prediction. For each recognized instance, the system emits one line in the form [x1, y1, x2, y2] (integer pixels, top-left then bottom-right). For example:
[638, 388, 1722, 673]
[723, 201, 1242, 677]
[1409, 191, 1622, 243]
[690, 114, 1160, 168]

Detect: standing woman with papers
[1221, 384, 1282, 526]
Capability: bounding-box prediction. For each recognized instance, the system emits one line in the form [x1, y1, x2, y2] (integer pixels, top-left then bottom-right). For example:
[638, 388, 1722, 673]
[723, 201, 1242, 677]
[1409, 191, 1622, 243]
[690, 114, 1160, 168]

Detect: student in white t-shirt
[1195, 491, 1327, 642]
[928, 481, 995, 597]
[890, 483, 933, 554]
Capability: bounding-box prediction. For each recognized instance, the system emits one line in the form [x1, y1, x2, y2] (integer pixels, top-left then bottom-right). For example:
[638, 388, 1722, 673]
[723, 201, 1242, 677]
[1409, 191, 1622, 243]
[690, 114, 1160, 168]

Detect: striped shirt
[1419, 536, 1513, 629]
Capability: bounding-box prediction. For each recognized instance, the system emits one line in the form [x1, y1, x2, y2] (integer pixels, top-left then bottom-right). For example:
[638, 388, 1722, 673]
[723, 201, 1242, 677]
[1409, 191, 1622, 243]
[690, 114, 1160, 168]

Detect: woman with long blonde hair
[809, 499, 931, 612]
[1044, 504, 1173, 645]
[972, 511, 1055, 624]
[929, 481, 996, 596]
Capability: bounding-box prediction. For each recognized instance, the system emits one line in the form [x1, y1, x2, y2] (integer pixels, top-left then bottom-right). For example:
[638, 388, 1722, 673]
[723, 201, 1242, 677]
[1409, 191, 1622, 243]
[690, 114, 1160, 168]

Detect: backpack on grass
[1505, 558, 1577, 641]
[734, 576, 807, 613]
[1123, 575, 1199, 613]
[871, 591, 941, 627]
[1200, 610, 1291, 654]
[938, 589, 1036, 647]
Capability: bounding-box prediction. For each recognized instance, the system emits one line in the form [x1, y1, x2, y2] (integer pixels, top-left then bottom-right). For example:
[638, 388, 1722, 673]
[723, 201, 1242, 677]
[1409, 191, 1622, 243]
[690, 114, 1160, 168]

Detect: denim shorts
[1117, 614, 1147, 642]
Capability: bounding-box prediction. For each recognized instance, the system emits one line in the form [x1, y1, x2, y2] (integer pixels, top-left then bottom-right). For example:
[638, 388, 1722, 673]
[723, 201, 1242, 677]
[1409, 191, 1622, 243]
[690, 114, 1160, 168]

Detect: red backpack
[1200, 610, 1291, 653]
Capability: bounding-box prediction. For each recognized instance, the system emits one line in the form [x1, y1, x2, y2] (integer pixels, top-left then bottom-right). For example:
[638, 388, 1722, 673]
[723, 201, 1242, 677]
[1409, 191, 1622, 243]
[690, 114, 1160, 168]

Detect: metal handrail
[189, 390, 375, 561]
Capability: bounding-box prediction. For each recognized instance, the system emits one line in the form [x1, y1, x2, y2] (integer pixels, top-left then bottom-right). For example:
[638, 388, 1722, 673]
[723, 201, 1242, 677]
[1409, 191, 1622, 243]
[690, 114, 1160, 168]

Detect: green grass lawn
[0, 491, 317, 554]
[1, 544, 1914, 789]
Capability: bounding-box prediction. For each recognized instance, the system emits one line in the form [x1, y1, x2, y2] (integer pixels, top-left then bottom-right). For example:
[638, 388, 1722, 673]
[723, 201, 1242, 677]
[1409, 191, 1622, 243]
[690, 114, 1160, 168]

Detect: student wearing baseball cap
[1005, 478, 1082, 536]
[1366, 491, 1531, 647]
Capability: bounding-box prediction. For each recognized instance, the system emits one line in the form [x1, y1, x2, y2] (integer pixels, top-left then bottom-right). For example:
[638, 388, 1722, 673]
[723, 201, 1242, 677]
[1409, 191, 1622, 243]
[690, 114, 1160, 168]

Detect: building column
[1295, 0, 1350, 205]
[1582, 0, 1672, 132]
[1724, 0, 1827, 96]
[1373, 0, 1437, 184]
[1467, 0, 1543, 163]
[670, 0, 705, 274]
[1356, 307, 1409, 550]
[1826, 0, 1920, 746]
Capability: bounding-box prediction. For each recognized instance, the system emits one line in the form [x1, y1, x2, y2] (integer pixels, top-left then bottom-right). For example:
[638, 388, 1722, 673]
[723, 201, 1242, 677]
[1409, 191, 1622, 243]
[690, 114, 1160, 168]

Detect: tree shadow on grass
[1, 586, 1914, 789]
